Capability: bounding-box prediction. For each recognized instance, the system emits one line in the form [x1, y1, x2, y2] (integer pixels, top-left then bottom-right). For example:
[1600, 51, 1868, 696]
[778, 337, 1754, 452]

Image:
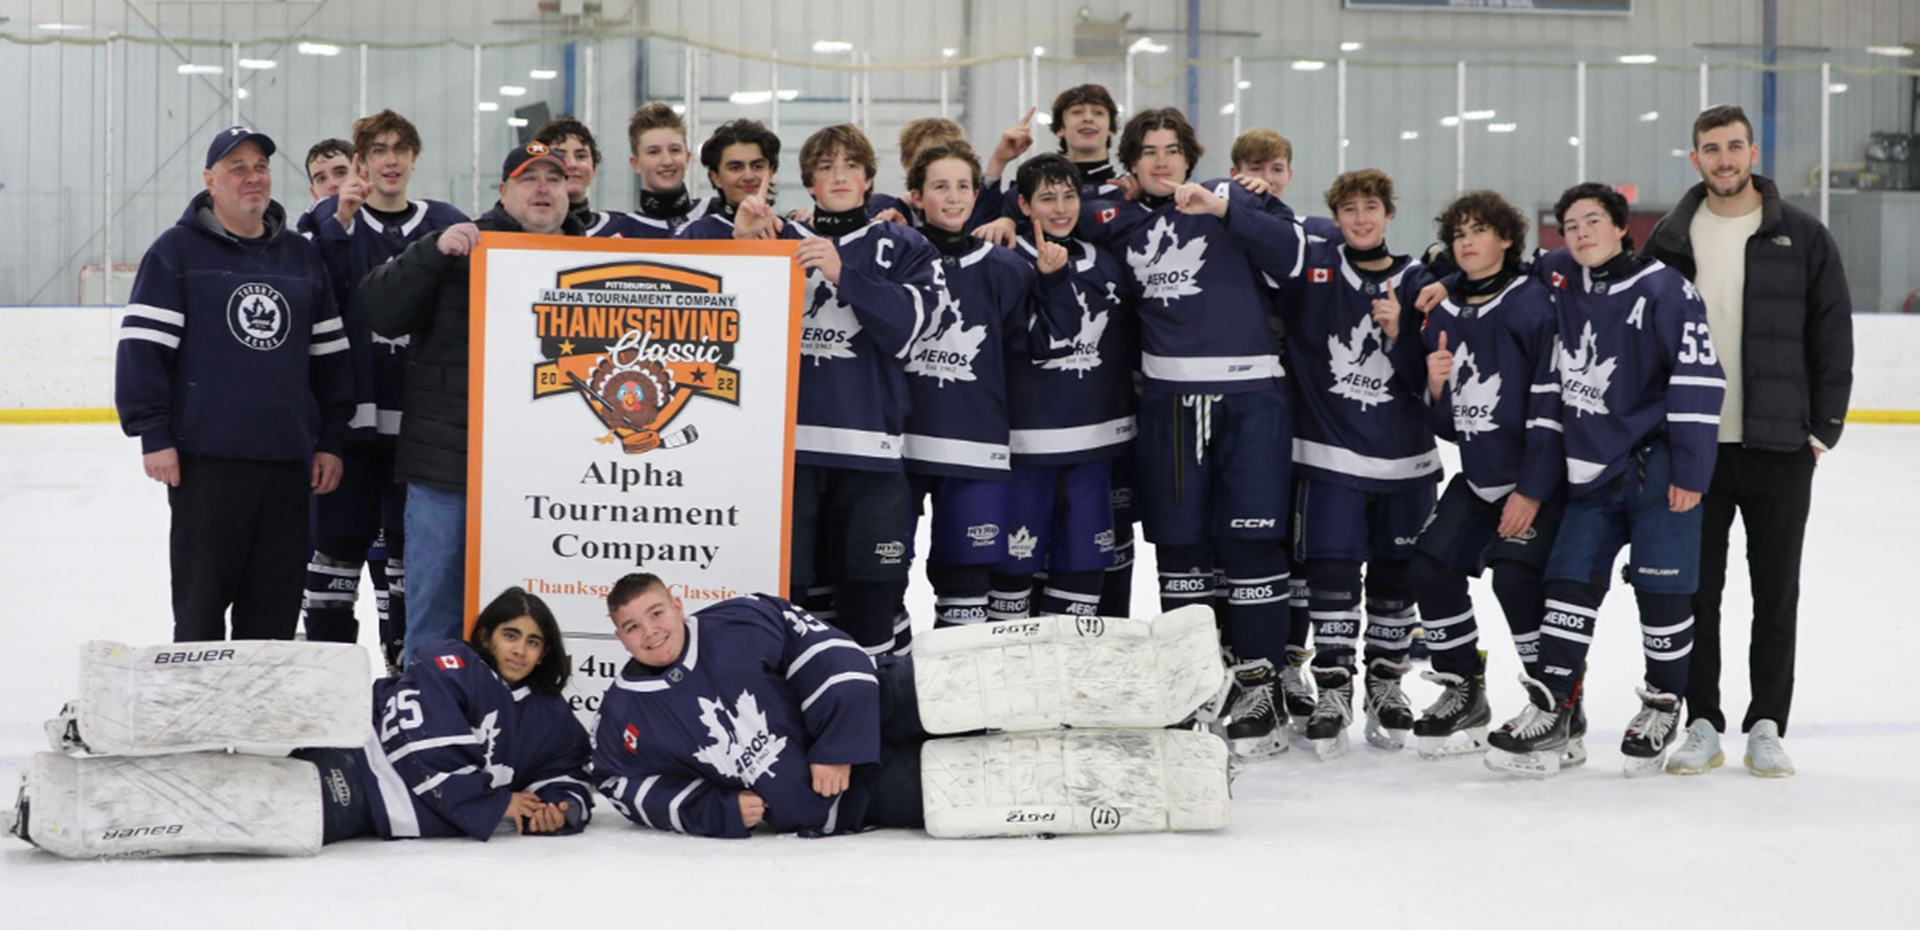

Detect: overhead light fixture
[1033, 46, 1046, 56]
[730, 90, 773, 105]
[1400, 131, 1419, 140]
[1671, 148, 1690, 157]
[1617, 54, 1657, 64]
[1488, 122, 1518, 133]
[1463, 109, 1495, 120]
[1829, 82, 1849, 93]
[238, 58, 277, 70]
[298, 43, 341, 57]
[1238, 80, 1252, 89]
[1219, 103, 1237, 115]
[1292, 60, 1327, 71]
[1340, 42, 1364, 52]
[507, 117, 530, 127]
[1569, 136, 1582, 147]
[530, 69, 558, 80]
[177, 64, 224, 75]
[37, 23, 85, 32]
[477, 101, 500, 112]
[942, 48, 958, 59]
[1440, 115, 1461, 127]
[236, 88, 250, 99]
[671, 104, 687, 115]
[1035, 112, 1053, 124]
[1129, 37, 1168, 55]
[499, 85, 528, 97]
[1638, 110, 1660, 122]
[812, 40, 853, 53]
[1865, 45, 1913, 57]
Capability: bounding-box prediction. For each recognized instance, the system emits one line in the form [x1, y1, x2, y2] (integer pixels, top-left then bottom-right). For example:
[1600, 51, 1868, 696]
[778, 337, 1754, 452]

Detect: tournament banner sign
[467, 233, 802, 715]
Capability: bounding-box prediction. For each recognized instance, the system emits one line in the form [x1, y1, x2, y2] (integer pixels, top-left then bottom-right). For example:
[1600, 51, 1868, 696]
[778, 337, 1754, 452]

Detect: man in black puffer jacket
[1642, 105, 1853, 778]
[361, 141, 584, 662]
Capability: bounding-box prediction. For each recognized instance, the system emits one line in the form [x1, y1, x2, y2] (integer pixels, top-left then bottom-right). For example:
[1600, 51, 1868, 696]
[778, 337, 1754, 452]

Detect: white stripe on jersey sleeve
[798, 671, 879, 712]
[124, 303, 186, 328]
[119, 326, 181, 349]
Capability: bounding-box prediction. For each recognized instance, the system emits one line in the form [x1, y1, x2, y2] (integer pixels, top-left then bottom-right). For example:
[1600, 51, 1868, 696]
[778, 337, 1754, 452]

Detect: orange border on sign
[465, 232, 803, 634]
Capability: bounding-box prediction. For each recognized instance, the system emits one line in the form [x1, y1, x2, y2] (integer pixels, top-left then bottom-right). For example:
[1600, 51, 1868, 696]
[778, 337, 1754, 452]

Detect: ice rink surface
[2, 424, 1913, 928]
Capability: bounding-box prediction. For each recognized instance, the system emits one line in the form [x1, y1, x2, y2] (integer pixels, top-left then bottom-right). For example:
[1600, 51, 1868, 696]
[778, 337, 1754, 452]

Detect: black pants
[1689, 443, 1817, 735]
[168, 454, 310, 642]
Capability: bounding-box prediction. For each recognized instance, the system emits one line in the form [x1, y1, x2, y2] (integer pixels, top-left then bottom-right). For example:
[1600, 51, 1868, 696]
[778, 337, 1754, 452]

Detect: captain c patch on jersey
[529, 261, 745, 455]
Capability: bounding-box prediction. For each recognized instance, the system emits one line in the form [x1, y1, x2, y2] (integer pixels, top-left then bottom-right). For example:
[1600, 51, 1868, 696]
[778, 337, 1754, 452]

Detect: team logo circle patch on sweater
[226, 283, 291, 350]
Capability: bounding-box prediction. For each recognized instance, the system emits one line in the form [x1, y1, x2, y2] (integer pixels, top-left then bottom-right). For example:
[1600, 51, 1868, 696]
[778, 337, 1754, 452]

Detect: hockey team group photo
[2, 3, 1914, 927]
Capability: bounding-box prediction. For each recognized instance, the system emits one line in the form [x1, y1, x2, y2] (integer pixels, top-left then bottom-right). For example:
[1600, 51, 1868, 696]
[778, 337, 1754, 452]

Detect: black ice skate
[1306, 666, 1354, 760]
[1223, 660, 1287, 760]
[1413, 669, 1491, 759]
[1362, 657, 1414, 751]
[1484, 675, 1575, 778]
[1620, 684, 1682, 778]
[1279, 646, 1315, 737]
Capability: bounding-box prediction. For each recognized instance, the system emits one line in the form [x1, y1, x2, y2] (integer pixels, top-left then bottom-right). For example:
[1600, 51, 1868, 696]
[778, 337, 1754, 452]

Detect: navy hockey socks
[1037, 570, 1104, 618]
[987, 571, 1033, 622]
[1307, 559, 1363, 671]
[1538, 580, 1604, 699]
[835, 582, 908, 654]
[1288, 571, 1312, 650]
[1409, 551, 1480, 677]
[1156, 544, 1215, 615]
[1634, 588, 1695, 696]
[1097, 521, 1135, 616]
[303, 545, 365, 644]
[1489, 559, 1545, 671]
[1217, 540, 1290, 668]
[928, 563, 991, 628]
[1362, 558, 1417, 664]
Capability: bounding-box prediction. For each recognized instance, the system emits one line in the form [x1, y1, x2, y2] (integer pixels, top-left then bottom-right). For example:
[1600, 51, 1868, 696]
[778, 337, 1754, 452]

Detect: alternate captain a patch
[227, 283, 291, 351]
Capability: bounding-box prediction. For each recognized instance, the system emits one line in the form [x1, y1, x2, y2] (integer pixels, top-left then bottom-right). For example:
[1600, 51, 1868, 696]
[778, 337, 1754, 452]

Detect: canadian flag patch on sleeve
[1310, 268, 1331, 283]
[1098, 207, 1118, 224]
[1550, 271, 1567, 290]
[436, 655, 464, 670]
[623, 724, 641, 752]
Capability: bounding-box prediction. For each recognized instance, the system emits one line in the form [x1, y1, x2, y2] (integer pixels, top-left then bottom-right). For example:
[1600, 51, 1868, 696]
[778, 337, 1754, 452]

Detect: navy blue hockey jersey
[626, 186, 713, 239]
[592, 595, 882, 838]
[683, 216, 945, 471]
[1280, 243, 1441, 492]
[1422, 274, 1564, 502]
[1013, 235, 1137, 464]
[308, 197, 469, 444]
[1535, 249, 1725, 496]
[360, 640, 594, 840]
[902, 240, 1038, 479]
[116, 194, 354, 461]
[573, 202, 650, 239]
[1080, 180, 1305, 394]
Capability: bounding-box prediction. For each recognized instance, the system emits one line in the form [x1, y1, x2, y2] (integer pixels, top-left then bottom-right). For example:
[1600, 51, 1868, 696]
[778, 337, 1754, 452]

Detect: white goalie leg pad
[16, 751, 323, 858]
[920, 728, 1231, 838]
[912, 605, 1228, 734]
[72, 640, 372, 756]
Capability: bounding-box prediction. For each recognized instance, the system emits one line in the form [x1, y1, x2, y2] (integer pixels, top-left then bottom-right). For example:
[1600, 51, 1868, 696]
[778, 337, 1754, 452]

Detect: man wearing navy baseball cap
[114, 125, 354, 641]
[359, 141, 584, 663]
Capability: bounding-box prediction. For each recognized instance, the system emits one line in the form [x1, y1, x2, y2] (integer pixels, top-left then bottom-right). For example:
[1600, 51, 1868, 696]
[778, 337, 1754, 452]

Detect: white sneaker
[1744, 720, 1796, 777]
[1664, 719, 1725, 775]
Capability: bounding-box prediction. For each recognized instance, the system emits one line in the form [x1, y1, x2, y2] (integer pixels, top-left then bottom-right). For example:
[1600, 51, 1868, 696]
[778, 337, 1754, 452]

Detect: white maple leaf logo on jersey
[1327, 315, 1397, 409]
[904, 288, 985, 386]
[1449, 340, 1503, 439]
[474, 710, 515, 788]
[692, 690, 788, 786]
[800, 275, 862, 364]
[1558, 322, 1617, 417]
[1039, 284, 1110, 378]
[1006, 525, 1038, 560]
[1127, 217, 1207, 303]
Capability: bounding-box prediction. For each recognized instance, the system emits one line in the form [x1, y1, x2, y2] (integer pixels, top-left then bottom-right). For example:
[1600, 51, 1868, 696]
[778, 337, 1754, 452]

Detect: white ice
[2, 424, 1914, 928]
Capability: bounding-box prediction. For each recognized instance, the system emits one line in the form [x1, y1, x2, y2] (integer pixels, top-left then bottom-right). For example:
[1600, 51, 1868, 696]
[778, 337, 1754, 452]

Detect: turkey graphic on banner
[467, 233, 802, 719]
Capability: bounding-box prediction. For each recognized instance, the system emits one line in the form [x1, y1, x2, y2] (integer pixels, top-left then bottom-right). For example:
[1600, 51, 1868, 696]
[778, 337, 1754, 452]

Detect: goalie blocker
[593, 575, 1232, 840]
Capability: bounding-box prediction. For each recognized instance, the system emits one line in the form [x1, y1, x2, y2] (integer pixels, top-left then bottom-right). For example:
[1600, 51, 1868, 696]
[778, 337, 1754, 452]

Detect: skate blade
[1621, 750, 1671, 778]
[1664, 750, 1726, 776]
[1364, 719, 1409, 752]
[1312, 731, 1350, 761]
[1561, 738, 1588, 770]
[1416, 726, 1490, 760]
[1230, 731, 1288, 761]
[1484, 746, 1563, 778]
[1743, 755, 1795, 778]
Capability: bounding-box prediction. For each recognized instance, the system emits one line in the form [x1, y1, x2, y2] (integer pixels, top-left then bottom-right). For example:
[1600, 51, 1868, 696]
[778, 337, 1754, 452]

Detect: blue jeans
[402, 483, 466, 664]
